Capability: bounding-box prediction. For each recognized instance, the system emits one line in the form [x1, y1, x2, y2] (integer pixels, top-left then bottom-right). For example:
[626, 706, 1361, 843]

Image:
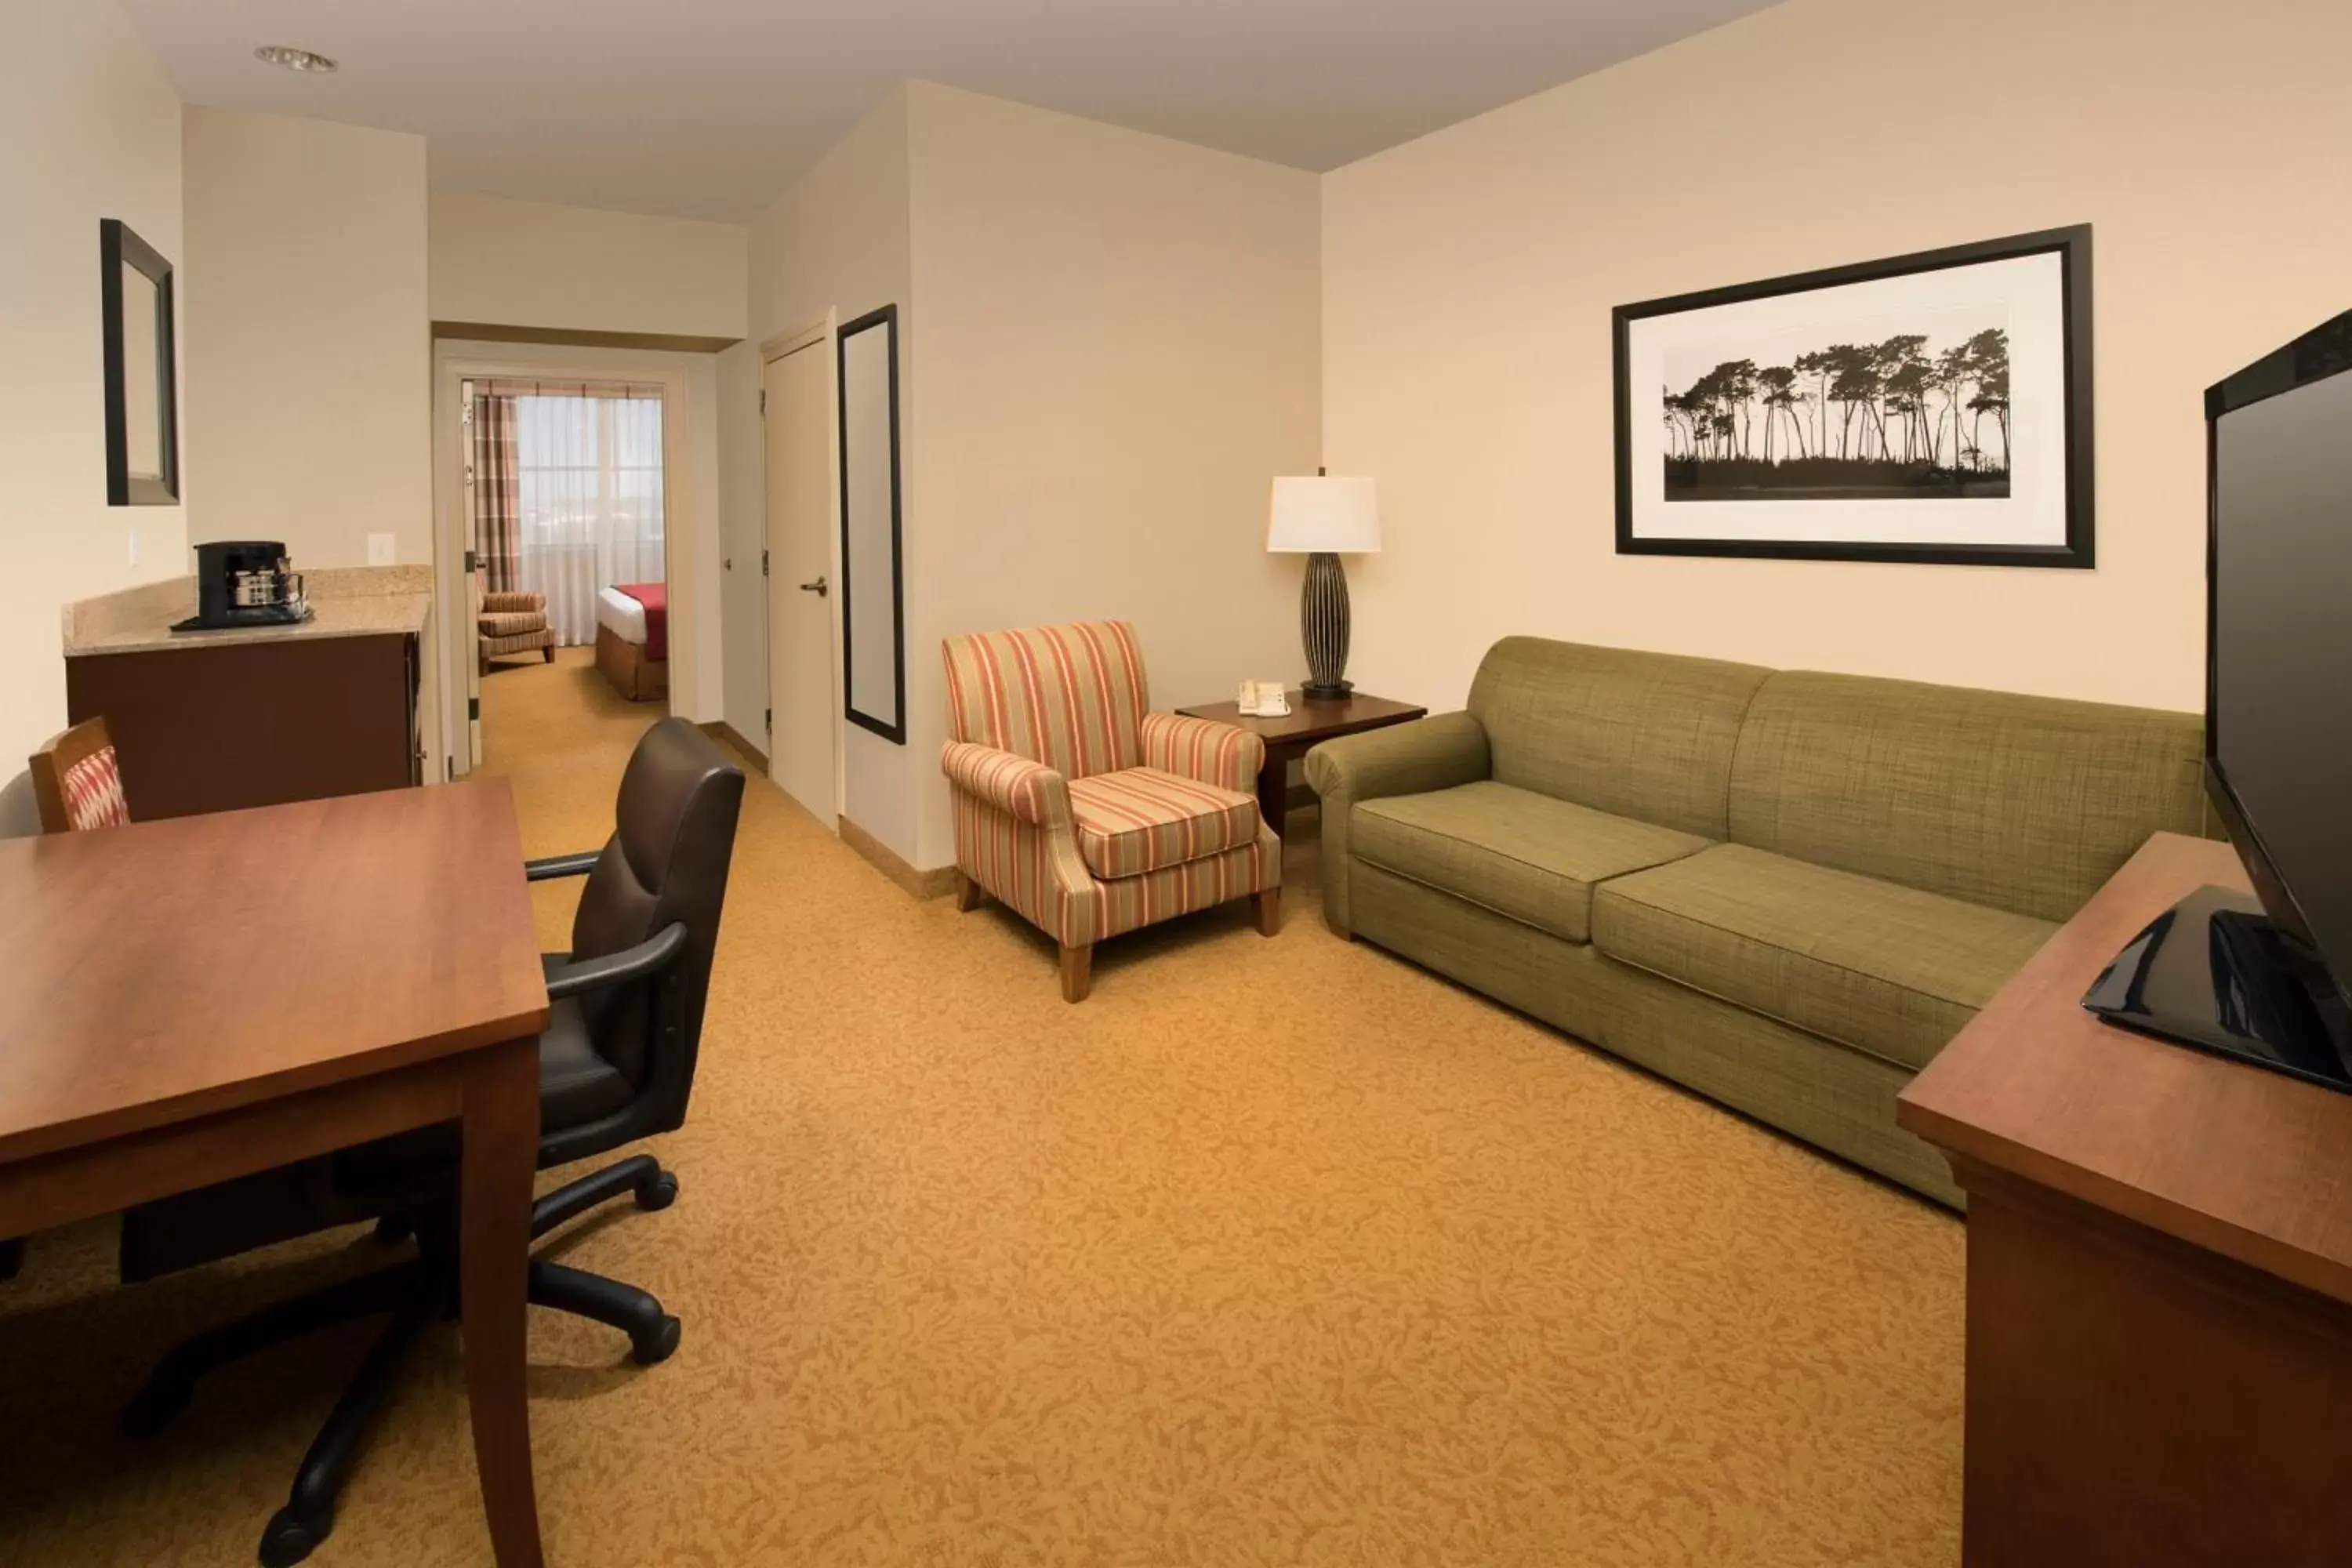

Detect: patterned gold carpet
[0, 646, 1964, 1566]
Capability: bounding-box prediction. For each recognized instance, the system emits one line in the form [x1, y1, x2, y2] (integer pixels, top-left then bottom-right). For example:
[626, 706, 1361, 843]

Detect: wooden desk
[1176, 691, 1427, 837]
[0, 782, 551, 1566]
[1898, 832, 2352, 1568]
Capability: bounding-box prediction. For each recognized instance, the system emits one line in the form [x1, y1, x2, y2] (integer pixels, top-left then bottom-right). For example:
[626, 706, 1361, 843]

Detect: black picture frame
[1612, 224, 2094, 568]
[838, 304, 906, 745]
[100, 218, 180, 507]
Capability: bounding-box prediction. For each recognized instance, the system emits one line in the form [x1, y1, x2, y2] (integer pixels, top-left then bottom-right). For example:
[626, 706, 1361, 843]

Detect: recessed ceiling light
[254, 45, 339, 74]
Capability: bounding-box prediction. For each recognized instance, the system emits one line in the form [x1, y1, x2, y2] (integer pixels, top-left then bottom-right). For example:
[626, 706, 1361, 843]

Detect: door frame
[430, 343, 698, 777]
[760, 311, 847, 826]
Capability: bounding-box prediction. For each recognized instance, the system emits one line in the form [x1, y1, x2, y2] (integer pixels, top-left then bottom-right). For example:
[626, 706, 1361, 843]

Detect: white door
[764, 339, 837, 823]
[718, 349, 770, 762]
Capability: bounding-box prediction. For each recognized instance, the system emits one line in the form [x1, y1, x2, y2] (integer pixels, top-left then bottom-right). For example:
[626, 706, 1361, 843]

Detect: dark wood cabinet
[1899, 833, 2352, 1567]
[65, 632, 423, 821]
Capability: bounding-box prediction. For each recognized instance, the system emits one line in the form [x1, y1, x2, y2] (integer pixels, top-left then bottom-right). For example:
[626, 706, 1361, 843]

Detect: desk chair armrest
[544, 923, 688, 1000]
[525, 851, 604, 882]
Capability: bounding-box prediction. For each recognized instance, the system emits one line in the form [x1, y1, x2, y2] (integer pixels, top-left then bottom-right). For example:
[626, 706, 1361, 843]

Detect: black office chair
[116, 719, 745, 1566]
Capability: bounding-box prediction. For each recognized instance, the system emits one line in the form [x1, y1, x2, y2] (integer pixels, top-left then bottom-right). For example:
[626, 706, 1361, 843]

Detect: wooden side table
[1176, 690, 1427, 837]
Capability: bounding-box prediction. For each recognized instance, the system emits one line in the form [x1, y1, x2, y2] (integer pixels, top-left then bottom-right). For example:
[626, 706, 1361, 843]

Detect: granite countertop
[63, 564, 435, 657]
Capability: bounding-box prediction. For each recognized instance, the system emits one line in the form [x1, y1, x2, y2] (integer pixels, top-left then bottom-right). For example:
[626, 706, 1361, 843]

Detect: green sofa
[1304, 637, 2206, 1206]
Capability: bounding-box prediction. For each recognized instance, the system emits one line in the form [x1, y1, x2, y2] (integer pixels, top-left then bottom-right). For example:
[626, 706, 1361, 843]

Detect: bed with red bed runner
[597, 581, 670, 702]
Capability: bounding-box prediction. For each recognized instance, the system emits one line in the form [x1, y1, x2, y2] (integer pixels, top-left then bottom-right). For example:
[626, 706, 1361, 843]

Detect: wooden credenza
[65, 630, 423, 820]
[1898, 833, 2352, 1567]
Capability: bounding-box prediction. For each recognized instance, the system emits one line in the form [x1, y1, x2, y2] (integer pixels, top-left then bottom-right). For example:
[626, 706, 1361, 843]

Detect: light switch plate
[366, 533, 395, 566]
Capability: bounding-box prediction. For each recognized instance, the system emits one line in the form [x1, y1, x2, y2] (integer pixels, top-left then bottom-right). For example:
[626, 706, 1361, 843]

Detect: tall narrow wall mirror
[100, 219, 179, 506]
[839, 305, 906, 743]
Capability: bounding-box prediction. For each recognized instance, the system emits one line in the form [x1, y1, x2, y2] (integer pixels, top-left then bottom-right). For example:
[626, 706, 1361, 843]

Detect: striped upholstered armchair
[942, 621, 1281, 1001]
[475, 567, 555, 673]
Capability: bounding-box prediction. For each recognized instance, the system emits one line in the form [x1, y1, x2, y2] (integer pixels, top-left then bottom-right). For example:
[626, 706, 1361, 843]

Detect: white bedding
[595, 585, 649, 644]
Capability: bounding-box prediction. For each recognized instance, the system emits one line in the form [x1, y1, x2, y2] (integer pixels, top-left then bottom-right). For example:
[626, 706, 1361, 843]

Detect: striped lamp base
[1300, 550, 1353, 699]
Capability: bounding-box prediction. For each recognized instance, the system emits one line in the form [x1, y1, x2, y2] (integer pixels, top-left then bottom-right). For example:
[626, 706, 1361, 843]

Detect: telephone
[1237, 681, 1291, 717]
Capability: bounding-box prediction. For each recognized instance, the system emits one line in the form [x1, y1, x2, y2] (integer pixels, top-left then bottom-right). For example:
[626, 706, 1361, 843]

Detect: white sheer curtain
[512, 392, 666, 645]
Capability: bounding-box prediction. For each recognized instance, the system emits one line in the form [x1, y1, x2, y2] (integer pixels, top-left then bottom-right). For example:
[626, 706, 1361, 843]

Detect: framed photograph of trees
[1613, 225, 2093, 567]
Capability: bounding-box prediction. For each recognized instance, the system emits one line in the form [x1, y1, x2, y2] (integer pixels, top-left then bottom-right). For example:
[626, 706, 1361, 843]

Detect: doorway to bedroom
[463, 376, 671, 764]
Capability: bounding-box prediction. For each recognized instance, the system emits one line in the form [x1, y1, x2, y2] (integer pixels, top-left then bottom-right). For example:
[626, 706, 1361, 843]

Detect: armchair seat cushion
[1352, 781, 1711, 944]
[1066, 766, 1261, 880]
[480, 609, 549, 638]
[1592, 843, 2056, 1073]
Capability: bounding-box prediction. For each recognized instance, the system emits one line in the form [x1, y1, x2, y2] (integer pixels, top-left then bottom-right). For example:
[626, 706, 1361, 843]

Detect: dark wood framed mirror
[838, 304, 906, 744]
[101, 218, 179, 506]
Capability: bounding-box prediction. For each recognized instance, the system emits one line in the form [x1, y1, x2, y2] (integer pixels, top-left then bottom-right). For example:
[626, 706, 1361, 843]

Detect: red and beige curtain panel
[470, 392, 521, 592]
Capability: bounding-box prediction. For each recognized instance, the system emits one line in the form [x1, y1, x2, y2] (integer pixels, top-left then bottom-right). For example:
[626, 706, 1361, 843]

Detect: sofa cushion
[1592, 842, 2056, 1073]
[1728, 670, 2206, 923]
[1066, 766, 1259, 880]
[1467, 637, 1771, 840]
[1352, 781, 1711, 944]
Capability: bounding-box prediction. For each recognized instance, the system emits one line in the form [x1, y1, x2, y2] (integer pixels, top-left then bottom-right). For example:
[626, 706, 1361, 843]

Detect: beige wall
[742, 89, 916, 852]
[1323, 0, 2352, 717]
[733, 85, 1321, 870]
[905, 83, 1321, 868]
[0, 0, 183, 786]
[430, 192, 748, 340]
[183, 107, 431, 569]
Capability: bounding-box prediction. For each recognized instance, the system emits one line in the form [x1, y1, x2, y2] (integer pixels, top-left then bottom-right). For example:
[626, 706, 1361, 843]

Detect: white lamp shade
[1267, 475, 1381, 554]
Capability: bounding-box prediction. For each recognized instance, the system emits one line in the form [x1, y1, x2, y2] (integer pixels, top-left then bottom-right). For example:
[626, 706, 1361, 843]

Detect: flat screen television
[2082, 311, 2352, 1089]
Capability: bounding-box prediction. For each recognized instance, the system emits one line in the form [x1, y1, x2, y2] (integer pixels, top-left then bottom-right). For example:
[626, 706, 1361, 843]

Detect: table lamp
[1267, 474, 1381, 699]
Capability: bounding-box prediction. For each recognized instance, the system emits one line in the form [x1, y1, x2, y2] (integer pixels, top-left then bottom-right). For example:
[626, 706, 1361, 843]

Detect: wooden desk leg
[461, 1037, 545, 1568]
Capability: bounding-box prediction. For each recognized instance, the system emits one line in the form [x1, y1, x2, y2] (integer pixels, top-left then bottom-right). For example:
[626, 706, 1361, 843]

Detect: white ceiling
[119, 0, 1779, 223]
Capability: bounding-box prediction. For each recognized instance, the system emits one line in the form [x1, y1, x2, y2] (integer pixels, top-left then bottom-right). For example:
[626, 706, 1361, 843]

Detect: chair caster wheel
[631, 1314, 681, 1366]
[121, 1377, 191, 1438]
[634, 1171, 678, 1211]
[259, 1506, 327, 1567]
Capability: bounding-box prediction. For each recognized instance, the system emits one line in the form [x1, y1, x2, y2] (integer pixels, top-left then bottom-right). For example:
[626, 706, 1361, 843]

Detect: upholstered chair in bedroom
[942, 620, 1281, 1001]
[476, 567, 556, 673]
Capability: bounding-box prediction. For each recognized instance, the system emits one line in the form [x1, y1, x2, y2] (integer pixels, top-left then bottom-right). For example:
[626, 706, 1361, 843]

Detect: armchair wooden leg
[955, 873, 983, 913]
[541, 644, 556, 663]
[1254, 888, 1281, 937]
[1059, 942, 1093, 1004]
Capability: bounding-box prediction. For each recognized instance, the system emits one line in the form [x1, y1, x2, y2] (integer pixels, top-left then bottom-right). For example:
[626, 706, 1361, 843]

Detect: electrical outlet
[367, 533, 396, 566]
[126, 528, 138, 568]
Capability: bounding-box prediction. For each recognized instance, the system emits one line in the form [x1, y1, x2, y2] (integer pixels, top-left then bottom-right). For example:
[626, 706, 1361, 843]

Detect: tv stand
[2082, 883, 2352, 1091]
[1898, 833, 2352, 1567]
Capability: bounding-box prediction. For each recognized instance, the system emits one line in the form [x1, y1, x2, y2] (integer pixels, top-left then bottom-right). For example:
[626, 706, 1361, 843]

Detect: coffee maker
[176, 540, 310, 631]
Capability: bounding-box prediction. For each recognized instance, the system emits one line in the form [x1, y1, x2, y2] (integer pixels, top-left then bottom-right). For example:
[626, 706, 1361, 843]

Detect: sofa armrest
[941, 742, 1072, 829]
[1139, 710, 1265, 795]
[1305, 710, 1490, 808]
[1303, 710, 1490, 935]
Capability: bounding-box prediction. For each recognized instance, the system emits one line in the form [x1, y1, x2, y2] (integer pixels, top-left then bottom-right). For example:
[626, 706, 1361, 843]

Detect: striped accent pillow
[942, 622, 1149, 780]
[61, 746, 129, 831]
[1065, 766, 1260, 880]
